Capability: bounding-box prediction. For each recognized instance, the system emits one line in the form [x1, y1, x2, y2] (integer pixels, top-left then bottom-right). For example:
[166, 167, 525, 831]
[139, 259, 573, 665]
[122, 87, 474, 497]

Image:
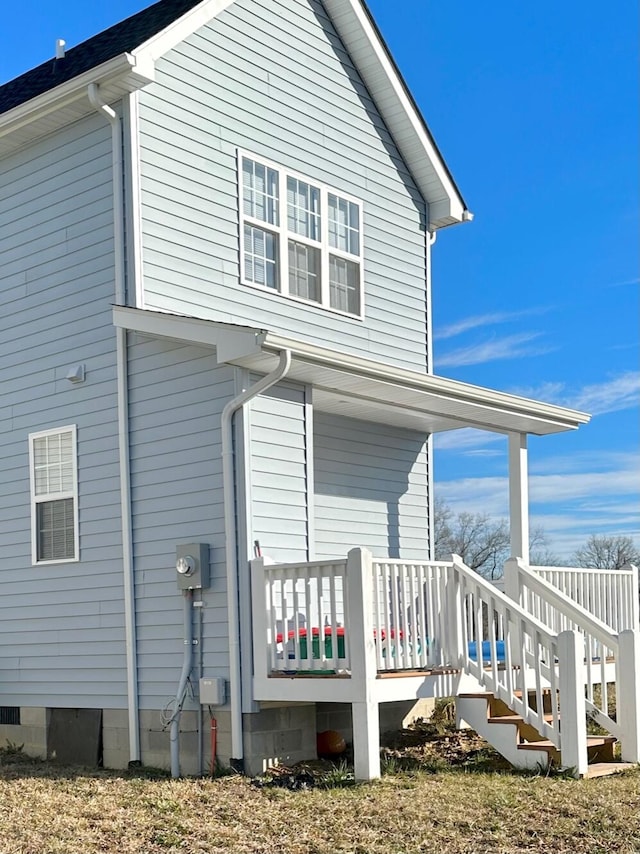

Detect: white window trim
[29, 425, 79, 565]
[238, 149, 365, 320]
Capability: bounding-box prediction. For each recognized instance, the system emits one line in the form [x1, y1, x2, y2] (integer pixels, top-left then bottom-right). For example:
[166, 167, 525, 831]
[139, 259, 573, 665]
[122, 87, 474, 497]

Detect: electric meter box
[199, 677, 226, 705]
[175, 543, 210, 590]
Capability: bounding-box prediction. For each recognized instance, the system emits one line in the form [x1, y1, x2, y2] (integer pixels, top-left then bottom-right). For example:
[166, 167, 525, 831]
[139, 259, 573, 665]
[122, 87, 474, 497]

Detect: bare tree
[434, 501, 509, 580]
[571, 534, 640, 570]
[529, 526, 561, 567]
[434, 501, 557, 578]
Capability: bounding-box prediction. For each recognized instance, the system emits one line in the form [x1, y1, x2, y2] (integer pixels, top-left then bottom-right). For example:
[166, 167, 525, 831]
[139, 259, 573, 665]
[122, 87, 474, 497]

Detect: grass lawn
[1, 743, 639, 854]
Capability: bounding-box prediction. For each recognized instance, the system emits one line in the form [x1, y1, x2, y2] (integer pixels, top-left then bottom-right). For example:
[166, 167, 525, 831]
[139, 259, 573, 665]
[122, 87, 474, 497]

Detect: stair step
[585, 762, 636, 779]
[487, 714, 555, 725]
[517, 735, 616, 752]
[458, 692, 494, 699]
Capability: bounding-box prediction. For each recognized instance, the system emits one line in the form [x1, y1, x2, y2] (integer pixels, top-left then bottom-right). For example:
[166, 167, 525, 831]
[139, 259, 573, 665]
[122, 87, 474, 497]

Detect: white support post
[448, 557, 466, 667]
[558, 630, 588, 777]
[503, 556, 522, 606]
[617, 629, 640, 763]
[250, 558, 268, 691]
[508, 432, 529, 564]
[624, 564, 640, 628]
[345, 547, 380, 780]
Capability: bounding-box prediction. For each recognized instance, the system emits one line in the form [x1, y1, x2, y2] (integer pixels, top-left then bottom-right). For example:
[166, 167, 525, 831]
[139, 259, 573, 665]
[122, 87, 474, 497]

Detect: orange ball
[316, 730, 346, 756]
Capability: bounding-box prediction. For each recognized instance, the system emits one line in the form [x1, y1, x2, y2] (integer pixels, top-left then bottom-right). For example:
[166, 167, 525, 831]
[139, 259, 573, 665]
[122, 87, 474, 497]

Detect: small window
[239, 152, 364, 318]
[29, 426, 78, 564]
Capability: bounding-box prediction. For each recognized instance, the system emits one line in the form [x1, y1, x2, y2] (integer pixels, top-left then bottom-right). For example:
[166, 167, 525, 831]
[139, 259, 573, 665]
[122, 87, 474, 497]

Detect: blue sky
[2, 0, 638, 559]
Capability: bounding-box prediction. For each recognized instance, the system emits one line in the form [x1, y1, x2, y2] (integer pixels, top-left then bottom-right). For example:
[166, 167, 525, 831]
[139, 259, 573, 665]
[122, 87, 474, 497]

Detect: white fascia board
[261, 332, 590, 432]
[132, 0, 236, 63]
[323, 0, 467, 229]
[0, 53, 155, 140]
[112, 305, 267, 363]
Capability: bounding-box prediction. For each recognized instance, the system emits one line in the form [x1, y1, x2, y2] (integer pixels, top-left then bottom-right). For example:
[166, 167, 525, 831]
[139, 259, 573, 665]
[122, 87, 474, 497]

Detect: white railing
[505, 557, 640, 758]
[529, 563, 639, 631]
[371, 559, 454, 671]
[251, 557, 349, 673]
[447, 555, 587, 772]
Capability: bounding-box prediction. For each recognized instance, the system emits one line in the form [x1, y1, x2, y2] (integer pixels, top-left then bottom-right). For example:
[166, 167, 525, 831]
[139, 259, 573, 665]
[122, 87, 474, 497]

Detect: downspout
[426, 229, 437, 560]
[88, 83, 140, 764]
[222, 350, 292, 769]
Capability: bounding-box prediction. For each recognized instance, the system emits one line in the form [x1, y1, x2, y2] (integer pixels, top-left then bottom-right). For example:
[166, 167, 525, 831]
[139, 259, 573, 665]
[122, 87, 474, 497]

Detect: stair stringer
[456, 693, 547, 772]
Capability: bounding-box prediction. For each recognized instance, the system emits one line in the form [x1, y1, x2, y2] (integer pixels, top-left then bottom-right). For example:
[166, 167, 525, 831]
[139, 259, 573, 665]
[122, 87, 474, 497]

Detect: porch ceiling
[113, 306, 590, 437]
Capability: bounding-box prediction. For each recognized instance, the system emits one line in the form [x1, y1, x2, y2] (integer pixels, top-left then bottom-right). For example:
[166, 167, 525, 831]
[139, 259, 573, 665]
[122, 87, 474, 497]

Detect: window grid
[29, 426, 78, 565]
[239, 151, 363, 319]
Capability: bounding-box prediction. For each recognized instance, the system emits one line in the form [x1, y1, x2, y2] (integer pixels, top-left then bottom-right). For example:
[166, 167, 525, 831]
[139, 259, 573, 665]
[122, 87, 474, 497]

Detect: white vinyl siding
[239, 151, 363, 318]
[29, 425, 79, 564]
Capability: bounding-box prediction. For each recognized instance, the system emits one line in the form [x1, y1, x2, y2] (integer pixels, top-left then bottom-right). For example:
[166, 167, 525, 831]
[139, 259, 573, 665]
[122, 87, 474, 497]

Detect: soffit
[113, 307, 590, 437]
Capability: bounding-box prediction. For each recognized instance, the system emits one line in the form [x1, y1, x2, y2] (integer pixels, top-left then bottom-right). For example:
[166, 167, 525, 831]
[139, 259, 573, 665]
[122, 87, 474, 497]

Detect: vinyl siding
[313, 413, 430, 561]
[138, 0, 429, 371]
[0, 114, 125, 708]
[127, 335, 236, 709]
[248, 383, 309, 564]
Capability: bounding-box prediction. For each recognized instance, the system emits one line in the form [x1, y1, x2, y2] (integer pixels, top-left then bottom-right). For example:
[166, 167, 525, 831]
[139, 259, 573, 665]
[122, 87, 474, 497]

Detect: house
[1, 0, 638, 779]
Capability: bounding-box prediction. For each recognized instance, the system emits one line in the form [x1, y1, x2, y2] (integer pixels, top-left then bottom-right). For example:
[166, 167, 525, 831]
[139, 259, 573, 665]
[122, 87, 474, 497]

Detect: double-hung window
[239, 152, 363, 318]
[29, 426, 78, 564]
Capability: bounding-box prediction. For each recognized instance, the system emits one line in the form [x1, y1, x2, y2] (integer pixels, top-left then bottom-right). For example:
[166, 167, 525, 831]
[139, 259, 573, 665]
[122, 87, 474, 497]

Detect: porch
[250, 549, 640, 779]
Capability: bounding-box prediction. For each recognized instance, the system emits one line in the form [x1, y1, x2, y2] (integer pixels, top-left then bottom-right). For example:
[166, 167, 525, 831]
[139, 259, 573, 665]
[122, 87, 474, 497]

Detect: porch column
[508, 432, 529, 563]
[346, 548, 380, 780]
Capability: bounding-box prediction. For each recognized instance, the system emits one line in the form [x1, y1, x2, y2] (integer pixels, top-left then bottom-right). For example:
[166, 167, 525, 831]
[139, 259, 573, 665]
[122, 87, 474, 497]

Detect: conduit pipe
[170, 590, 194, 777]
[88, 83, 140, 764]
[222, 350, 292, 768]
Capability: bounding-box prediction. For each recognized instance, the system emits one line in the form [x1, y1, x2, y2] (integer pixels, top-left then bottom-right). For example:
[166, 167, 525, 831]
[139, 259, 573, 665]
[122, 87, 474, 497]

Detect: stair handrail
[506, 557, 640, 763]
[448, 554, 588, 772]
[505, 557, 619, 653]
[528, 562, 639, 631]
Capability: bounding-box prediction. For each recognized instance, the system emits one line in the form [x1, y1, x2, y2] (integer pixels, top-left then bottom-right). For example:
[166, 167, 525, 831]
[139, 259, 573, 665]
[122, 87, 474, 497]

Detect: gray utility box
[176, 543, 210, 590]
[199, 677, 226, 706]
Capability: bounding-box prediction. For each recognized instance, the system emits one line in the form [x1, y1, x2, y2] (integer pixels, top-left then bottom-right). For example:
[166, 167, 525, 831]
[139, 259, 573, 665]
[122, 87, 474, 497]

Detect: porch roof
[113, 306, 590, 437]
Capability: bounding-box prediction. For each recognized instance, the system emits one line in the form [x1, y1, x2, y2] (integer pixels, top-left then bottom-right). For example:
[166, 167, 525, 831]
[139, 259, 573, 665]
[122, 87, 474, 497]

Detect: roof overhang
[0, 52, 155, 158]
[114, 306, 590, 437]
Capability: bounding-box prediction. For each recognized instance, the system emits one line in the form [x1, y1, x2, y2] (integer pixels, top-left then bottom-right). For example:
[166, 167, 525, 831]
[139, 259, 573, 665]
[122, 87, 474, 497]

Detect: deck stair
[457, 689, 631, 777]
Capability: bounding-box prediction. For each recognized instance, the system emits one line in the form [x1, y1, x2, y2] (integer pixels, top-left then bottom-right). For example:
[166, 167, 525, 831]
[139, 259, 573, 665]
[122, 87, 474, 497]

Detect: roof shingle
[0, 0, 203, 115]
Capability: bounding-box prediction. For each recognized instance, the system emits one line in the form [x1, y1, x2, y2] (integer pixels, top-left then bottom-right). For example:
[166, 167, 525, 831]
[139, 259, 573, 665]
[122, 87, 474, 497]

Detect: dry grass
[1, 747, 639, 854]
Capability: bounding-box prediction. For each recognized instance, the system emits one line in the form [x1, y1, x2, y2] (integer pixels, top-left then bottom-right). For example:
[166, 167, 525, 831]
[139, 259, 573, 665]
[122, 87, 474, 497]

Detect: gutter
[88, 83, 141, 765]
[221, 350, 292, 769]
[1, 54, 154, 140]
[260, 333, 590, 428]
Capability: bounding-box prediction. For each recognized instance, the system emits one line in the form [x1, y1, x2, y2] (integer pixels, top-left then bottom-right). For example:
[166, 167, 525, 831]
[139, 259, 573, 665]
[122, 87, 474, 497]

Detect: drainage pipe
[222, 350, 292, 768]
[170, 590, 194, 777]
[426, 229, 437, 560]
[88, 83, 140, 764]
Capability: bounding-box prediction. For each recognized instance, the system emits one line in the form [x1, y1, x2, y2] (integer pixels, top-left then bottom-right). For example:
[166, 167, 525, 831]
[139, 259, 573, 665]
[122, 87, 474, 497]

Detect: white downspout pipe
[88, 83, 140, 764]
[426, 229, 437, 559]
[222, 350, 292, 769]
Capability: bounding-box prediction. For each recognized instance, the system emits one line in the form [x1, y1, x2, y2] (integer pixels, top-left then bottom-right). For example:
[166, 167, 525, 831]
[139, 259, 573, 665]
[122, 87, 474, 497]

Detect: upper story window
[239, 152, 363, 318]
[29, 426, 78, 564]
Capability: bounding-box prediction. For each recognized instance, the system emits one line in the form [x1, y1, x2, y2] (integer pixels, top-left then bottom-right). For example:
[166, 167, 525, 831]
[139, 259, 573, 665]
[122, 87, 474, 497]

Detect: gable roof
[0, 0, 469, 228]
